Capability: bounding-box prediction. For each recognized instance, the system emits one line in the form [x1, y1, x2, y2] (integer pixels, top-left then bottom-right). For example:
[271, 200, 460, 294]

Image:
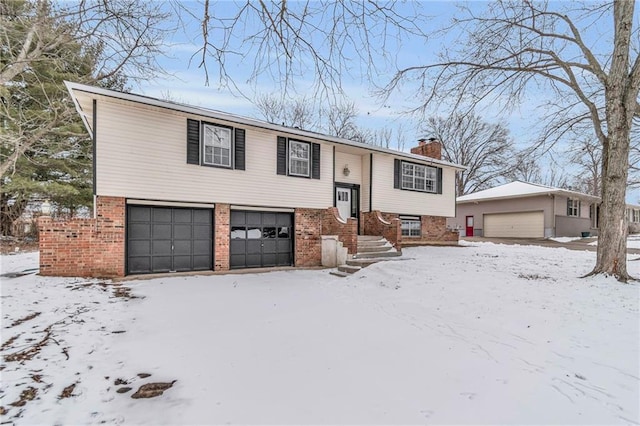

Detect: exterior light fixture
[343, 165, 350, 176]
[41, 199, 52, 216]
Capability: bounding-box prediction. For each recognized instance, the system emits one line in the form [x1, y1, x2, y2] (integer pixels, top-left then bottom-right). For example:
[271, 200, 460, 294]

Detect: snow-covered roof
[457, 181, 600, 203]
[64, 81, 466, 171]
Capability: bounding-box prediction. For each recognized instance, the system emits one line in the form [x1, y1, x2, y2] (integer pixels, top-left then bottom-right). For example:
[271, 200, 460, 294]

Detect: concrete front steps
[329, 235, 402, 277]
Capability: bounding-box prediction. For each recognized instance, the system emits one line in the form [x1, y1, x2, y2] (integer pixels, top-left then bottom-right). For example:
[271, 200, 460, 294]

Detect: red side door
[465, 216, 474, 237]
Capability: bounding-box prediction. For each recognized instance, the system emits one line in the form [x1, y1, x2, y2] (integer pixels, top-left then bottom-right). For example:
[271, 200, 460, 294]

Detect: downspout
[92, 99, 97, 219]
[552, 194, 556, 237]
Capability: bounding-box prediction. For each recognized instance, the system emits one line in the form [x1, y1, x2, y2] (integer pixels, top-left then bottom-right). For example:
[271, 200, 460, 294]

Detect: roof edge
[64, 81, 467, 170]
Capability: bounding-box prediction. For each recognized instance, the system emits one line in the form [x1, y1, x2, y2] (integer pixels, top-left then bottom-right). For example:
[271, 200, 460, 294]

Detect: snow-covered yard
[1, 242, 639, 425]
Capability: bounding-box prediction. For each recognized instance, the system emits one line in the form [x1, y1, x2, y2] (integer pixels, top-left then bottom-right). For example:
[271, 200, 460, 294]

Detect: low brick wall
[362, 210, 402, 250]
[214, 204, 230, 271]
[295, 208, 324, 267]
[38, 196, 125, 277]
[322, 207, 357, 254]
[420, 215, 459, 242]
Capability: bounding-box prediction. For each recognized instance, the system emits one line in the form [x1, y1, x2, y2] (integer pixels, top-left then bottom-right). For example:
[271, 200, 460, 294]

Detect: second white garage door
[483, 211, 544, 238]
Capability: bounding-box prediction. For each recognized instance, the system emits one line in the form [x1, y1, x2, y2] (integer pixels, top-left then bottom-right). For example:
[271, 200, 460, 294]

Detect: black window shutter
[186, 119, 200, 165]
[578, 200, 581, 217]
[567, 199, 571, 216]
[437, 167, 443, 194]
[234, 128, 246, 170]
[311, 143, 321, 179]
[393, 159, 401, 189]
[277, 136, 287, 175]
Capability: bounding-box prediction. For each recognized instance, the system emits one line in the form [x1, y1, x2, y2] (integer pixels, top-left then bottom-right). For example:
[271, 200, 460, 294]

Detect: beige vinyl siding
[95, 97, 332, 208]
[555, 195, 591, 219]
[361, 154, 371, 212]
[371, 154, 456, 217]
[334, 151, 363, 186]
[484, 211, 544, 238]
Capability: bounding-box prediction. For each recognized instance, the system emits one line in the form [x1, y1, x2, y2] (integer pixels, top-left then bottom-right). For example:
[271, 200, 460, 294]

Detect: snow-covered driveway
[1, 243, 639, 425]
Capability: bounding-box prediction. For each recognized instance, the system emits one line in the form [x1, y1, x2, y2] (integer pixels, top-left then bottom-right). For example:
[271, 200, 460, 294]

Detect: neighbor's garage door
[230, 210, 293, 269]
[127, 205, 213, 274]
[483, 211, 544, 238]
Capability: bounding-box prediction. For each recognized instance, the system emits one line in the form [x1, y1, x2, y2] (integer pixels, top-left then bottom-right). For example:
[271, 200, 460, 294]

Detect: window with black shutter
[393, 159, 442, 194]
[186, 119, 245, 170]
[276, 137, 321, 179]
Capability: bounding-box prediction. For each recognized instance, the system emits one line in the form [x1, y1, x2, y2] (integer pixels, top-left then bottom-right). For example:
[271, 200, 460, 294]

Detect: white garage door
[483, 211, 544, 238]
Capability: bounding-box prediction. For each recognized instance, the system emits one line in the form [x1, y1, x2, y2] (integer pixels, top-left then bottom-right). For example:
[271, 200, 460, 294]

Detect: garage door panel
[194, 224, 211, 236]
[153, 224, 171, 239]
[129, 240, 150, 256]
[230, 254, 246, 268]
[193, 209, 211, 223]
[484, 211, 544, 238]
[173, 224, 192, 239]
[230, 210, 293, 269]
[173, 256, 192, 271]
[193, 240, 211, 255]
[128, 257, 150, 274]
[127, 205, 212, 274]
[152, 256, 172, 272]
[262, 213, 277, 225]
[246, 254, 261, 267]
[153, 240, 172, 255]
[129, 223, 150, 239]
[193, 255, 211, 270]
[153, 208, 172, 222]
[247, 240, 262, 254]
[173, 209, 192, 223]
[231, 240, 246, 255]
[173, 240, 191, 255]
[129, 206, 150, 222]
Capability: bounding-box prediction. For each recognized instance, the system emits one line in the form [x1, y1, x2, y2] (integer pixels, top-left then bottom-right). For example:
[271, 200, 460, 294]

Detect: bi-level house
[37, 82, 465, 277]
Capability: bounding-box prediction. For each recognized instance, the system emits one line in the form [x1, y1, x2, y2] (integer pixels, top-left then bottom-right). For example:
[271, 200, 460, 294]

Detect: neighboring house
[37, 82, 465, 277]
[447, 181, 600, 238]
[627, 204, 640, 234]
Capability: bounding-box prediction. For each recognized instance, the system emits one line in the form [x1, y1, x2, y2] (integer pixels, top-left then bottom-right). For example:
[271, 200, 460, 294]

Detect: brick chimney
[410, 137, 442, 160]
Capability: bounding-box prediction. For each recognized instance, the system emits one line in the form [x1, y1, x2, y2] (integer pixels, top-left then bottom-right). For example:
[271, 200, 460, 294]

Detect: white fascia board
[64, 81, 467, 171]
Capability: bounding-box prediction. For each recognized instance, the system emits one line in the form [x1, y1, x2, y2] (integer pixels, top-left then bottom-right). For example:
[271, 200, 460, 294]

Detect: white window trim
[401, 217, 421, 237]
[401, 161, 436, 193]
[288, 140, 310, 177]
[567, 198, 580, 217]
[203, 123, 232, 168]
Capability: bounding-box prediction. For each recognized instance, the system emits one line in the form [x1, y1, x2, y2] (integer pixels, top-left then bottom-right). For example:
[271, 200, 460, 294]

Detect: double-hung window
[402, 162, 436, 193]
[203, 124, 232, 167]
[567, 198, 580, 217]
[401, 216, 421, 237]
[289, 140, 310, 177]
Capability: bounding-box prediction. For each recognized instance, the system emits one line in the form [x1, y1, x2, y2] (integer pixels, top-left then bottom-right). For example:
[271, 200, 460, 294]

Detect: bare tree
[186, 1, 427, 98]
[254, 93, 319, 130]
[385, 1, 640, 281]
[570, 139, 602, 196]
[0, 0, 170, 177]
[422, 113, 514, 195]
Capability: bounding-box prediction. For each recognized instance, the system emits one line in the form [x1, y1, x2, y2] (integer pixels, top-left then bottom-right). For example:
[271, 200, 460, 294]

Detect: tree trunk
[0, 195, 28, 237]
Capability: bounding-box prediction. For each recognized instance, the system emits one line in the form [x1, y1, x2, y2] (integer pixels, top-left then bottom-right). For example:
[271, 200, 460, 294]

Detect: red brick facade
[294, 208, 324, 267]
[420, 215, 459, 242]
[38, 196, 125, 277]
[322, 207, 358, 254]
[214, 204, 230, 271]
[362, 210, 402, 250]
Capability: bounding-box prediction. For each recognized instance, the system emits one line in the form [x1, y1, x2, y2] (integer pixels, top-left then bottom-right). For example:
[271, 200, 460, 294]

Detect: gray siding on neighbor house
[555, 215, 594, 237]
[449, 195, 555, 236]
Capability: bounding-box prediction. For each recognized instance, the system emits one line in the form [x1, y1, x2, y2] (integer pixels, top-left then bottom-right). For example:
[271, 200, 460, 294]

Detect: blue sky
[136, 1, 639, 204]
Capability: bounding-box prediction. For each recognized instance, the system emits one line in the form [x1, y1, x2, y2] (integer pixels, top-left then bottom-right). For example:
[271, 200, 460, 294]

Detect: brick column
[214, 203, 230, 271]
[295, 208, 323, 267]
